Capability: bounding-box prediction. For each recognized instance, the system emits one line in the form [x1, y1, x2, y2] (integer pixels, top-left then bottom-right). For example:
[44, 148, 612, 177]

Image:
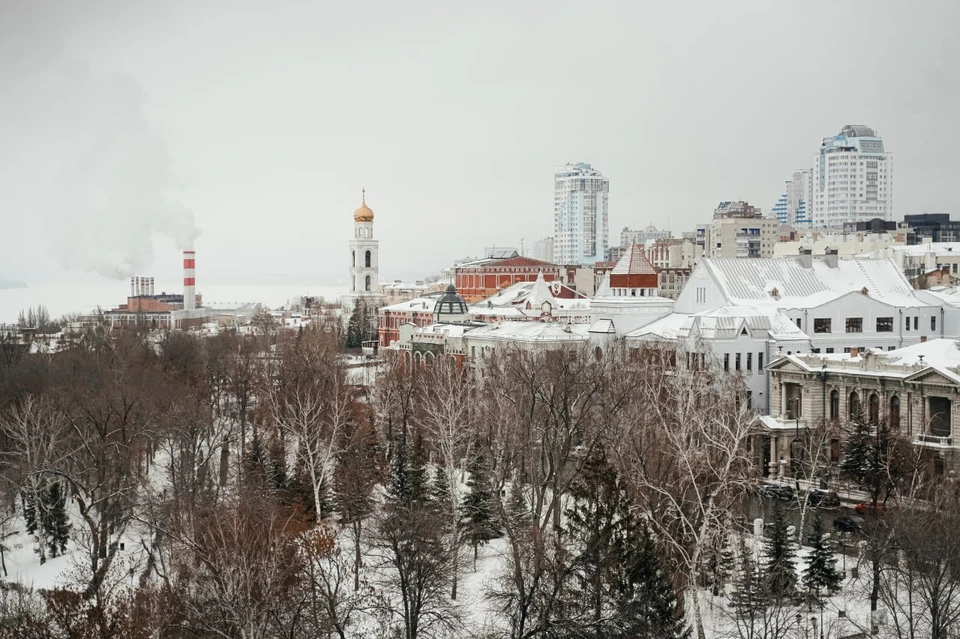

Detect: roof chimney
[798, 246, 813, 269]
[824, 247, 838, 269]
[183, 250, 196, 310]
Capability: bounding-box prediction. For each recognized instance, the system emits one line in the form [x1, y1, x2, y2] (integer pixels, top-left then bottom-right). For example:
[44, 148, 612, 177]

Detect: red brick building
[608, 244, 658, 295]
[454, 254, 561, 302]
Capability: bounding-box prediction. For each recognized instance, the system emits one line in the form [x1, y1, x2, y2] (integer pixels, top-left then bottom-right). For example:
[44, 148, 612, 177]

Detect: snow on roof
[588, 318, 616, 334]
[464, 322, 590, 343]
[611, 244, 657, 275]
[415, 323, 473, 338]
[882, 242, 960, 257]
[475, 276, 589, 312]
[704, 258, 921, 309]
[774, 338, 960, 384]
[626, 306, 808, 341]
[626, 313, 691, 340]
[379, 296, 439, 312]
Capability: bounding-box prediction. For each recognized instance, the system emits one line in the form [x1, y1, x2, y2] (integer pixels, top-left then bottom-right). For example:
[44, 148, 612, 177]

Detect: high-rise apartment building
[554, 163, 609, 265]
[772, 169, 813, 226]
[620, 225, 672, 248]
[812, 125, 893, 228]
[531, 236, 554, 264]
[696, 201, 778, 259]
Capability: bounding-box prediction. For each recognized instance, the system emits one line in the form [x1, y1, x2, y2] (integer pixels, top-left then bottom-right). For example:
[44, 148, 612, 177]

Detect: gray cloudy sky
[1, 0, 958, 287]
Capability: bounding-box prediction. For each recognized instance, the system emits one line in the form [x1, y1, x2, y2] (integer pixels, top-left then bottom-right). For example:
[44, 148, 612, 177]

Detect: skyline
[1, 0, 959, 287]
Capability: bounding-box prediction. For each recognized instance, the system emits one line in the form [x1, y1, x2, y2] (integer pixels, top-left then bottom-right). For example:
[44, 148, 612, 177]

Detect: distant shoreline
[0, 280, 28, 290]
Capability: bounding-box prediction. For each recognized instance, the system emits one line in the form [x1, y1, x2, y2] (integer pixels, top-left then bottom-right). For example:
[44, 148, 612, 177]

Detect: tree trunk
[219, 442, 229, 486]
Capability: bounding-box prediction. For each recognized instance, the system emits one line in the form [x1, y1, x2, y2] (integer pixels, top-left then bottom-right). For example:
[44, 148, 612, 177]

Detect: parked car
[833, 515, 866, 533]
[854, 501, 887, 516]
[761, 484, 795, 501]
[806, 490, 841, 509]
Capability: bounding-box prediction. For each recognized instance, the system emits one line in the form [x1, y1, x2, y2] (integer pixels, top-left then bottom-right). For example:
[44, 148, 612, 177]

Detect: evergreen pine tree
[563, 452, 688, 638]
[840, 419, 873, 483]
[461, 452, 501, 569]
[431, 465, 452, 517]
[802, 514, 842, 602]
[730, 537, 768, 622]
[701, 529, 735, 596]
[505, 479, 530, 529]
[346, 298, 373, 348]
[41, 481, 70, 557]
[21, 489, 38, 536]
[620, 527, 690, 639]
[763, 503, 798, 601]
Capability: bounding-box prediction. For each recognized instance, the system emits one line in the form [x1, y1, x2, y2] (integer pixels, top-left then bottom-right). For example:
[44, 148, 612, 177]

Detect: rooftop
[702, 257, 922, 309]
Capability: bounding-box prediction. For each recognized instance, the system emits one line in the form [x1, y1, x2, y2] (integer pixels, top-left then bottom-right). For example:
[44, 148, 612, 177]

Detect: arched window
[365, 250, 372, 268]
[365, 275, 371, 292]
[890, 396, 901, 429]
[352, 250, 356, 267]
[830, 390, 840, 421]
[869, 393, 880, 424]
[352, 275, 356, 293]
[849, 391, 861, 421]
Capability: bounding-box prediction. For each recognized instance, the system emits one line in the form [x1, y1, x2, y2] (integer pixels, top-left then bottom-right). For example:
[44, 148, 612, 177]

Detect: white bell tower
[349, 189, 379, 296]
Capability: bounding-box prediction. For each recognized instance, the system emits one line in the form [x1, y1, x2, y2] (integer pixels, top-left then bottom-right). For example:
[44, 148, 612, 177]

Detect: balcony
[915, 434, 955, 448]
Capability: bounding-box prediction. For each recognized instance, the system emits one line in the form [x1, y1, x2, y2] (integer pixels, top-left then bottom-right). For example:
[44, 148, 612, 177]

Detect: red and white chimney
[183, 250, 196, 310]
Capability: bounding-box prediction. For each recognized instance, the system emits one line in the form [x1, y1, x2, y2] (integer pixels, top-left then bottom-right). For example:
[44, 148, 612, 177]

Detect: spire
[362, 187, 366, 205]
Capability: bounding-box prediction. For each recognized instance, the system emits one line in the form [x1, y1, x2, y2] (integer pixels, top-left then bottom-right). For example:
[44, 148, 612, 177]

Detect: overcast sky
[1, 0, 958, 287]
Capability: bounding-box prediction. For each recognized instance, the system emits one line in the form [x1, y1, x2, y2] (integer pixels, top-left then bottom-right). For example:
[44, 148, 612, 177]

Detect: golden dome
[354, 189, 374, 222]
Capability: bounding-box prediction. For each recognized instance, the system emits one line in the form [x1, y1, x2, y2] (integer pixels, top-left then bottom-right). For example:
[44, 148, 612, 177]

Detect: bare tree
[0, 396, 68, 564]
[271, 327, 351, 518]
[623, 341, 755, 639]
[420, 356, 473, 599]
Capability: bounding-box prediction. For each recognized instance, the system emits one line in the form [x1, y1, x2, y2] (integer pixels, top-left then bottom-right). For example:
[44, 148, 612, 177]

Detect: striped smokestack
[183, 250, 196, 310]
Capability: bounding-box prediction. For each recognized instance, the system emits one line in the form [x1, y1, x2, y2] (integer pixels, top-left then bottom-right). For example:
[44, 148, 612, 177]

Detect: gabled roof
[701, 257, 921, 309]
[767, 339, 960, 385]
[626, 306, 809, 342]
[611, 244, 657, 276]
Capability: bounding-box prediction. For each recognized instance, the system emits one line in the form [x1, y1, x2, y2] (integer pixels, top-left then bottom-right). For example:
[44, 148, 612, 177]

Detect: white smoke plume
[0, 57, 200, 279]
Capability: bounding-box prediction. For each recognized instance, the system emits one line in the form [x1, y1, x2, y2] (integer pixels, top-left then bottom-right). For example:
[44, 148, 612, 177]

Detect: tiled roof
[611, 244, 657, 276]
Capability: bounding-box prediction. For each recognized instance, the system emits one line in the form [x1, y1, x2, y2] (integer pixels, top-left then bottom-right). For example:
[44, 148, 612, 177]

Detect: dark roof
[434, 284, 469, 318]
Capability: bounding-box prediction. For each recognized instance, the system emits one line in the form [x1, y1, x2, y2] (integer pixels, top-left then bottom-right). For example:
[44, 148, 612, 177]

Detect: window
[914, 316, 919, 331]
[814, 318, 831, 333]
[724, 353, 729, 371]
[735, 353, 741, 371]
[746, 353, 752, 371]
[352, 250, 356, 267]
[932, 315, 937, 331]
[365, 275, 371, 292]
[905, 315, 911, 331]
[876, 317, 893, 332]
[757, 353, 763, 370]
[826, 348, 834, 354]
[890, 396, 900, 429]
[830, 390, 840, 421]
[796, 318, 802, 330]
[845, 317, 863, 333]
[869, 393, 880, 424]
[849, 391, 861, 420]
[365, 250, 372, 268]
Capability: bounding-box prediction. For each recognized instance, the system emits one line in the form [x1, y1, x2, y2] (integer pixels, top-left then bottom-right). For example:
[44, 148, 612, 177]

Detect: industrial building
[104, 250, 213, 330]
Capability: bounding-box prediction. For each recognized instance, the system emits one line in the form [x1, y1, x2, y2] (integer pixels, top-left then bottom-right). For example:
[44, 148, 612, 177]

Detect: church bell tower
[349, 189, 379, 296]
